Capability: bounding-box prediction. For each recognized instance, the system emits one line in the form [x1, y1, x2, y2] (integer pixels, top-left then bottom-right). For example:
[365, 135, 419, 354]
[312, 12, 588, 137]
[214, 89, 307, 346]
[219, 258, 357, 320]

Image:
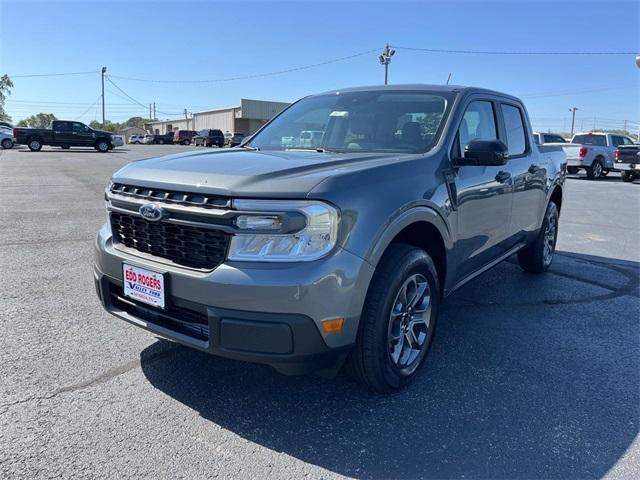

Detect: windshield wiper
[285, 147, 338, 153]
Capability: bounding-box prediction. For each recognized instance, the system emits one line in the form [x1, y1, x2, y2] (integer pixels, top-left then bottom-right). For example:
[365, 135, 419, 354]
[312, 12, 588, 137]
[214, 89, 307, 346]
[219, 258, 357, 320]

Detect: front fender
[365, 205, 453, 266]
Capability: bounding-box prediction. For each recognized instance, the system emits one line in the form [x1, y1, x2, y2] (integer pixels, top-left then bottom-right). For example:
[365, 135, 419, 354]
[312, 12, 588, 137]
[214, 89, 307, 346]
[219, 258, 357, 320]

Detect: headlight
[228, 199, 339, 262]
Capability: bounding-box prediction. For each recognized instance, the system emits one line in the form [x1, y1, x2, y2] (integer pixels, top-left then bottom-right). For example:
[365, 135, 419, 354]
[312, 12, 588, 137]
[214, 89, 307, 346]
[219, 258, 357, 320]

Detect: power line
[7, 71, 99, 78]
[73, 95, 102, 121]
[108, 48, 379, 84]
[392, 45, 638, 55]
[105, 77, 182, 116]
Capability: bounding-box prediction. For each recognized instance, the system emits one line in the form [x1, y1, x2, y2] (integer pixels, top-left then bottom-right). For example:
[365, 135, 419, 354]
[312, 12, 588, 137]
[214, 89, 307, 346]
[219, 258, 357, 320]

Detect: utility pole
[153, 102, 156, 120]
[101, 66, 107, 126]
[569, 107, 578, 137]
[184, 108, 188, 129]
[379, 44, 395, 85]
[149, 104, 152, 120]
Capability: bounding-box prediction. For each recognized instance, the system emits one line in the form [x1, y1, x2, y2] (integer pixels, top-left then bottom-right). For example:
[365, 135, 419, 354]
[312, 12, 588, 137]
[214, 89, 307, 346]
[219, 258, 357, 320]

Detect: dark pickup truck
[95, 84, 566, 392]
[615, 144, 640, 182]
[152, 132, 175, 144]
[13, 120, 113, 152]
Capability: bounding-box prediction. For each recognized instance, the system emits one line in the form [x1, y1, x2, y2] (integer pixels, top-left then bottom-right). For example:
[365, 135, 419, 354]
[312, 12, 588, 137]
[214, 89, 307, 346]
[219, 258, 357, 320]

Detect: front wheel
[182, 139, 190, 146]
[1, 138, 13, 149]
[586, 159, 604, 180]
[621, 170, 636, 182]
[95, 140, 110, 152]
[348, 244, 440, 393]
[567, 166, 579, 175]
[518, 201, 559, 273]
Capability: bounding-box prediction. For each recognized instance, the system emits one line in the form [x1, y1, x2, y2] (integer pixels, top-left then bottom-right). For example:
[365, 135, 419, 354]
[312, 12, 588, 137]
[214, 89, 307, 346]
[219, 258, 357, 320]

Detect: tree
[89, 120, 119, 132]
[16, 113, 58, 128]
[0, 74, 14, 122]
[123, 116, 149, 129]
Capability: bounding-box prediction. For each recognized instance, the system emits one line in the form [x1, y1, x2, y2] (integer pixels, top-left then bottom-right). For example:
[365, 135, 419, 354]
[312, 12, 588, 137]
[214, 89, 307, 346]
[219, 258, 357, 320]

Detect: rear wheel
[182, 139, 190, 146]
[621, 170, 636, 182]
[518, 201, 559, 273]
[348, 244, 440, 393]
[567, 166, 579, 175]
[1, 138, 13, 149]
[28, 138, 42, 151]
[586, 159, 604, 180]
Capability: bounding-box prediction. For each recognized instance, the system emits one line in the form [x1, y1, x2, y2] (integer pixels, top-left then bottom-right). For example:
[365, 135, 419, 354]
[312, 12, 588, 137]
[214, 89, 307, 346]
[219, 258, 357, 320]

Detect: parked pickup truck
[562, 132, 635, 179]
[152, 132, 175, 144]
[94, 84, 566, 392]
[13, 120, 113, 152]
[615, 144, 640, 182]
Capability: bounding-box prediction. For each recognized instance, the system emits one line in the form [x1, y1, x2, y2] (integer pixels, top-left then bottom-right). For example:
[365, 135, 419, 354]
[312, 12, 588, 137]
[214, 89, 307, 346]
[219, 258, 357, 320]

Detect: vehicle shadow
[140, 251, 639, 479]
[15, 148, 131, 153]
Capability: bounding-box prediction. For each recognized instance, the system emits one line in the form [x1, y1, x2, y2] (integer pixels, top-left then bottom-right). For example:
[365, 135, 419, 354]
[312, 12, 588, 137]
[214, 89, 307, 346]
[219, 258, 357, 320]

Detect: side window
[55, 121, 71, 132]
[611, 136, 622, 147]
[456, 100, 497, 156]
[500, 104, 527, 156]
[622, 137, 633, 145]
[72, 122, 88, 133]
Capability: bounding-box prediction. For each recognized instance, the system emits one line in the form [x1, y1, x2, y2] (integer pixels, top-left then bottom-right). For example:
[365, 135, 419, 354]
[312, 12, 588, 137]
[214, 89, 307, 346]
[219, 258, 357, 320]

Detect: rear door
[500, 102, 547, 236]
[53, 121, 73, 145]
[451, 98, 514, 280]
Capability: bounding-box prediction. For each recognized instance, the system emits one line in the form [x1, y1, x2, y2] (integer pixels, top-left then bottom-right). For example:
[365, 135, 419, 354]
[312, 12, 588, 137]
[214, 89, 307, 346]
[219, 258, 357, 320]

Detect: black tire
[621, 170, 636, 182]
[159, 139, 164, 144]
[1, 138, 13, 149]
[567, 166, 579, 175]
[95, 139, 110, 152]
[586, 158, 604, 180]
[348, 244, 440, 393]
[27, 138, 42, 151]
[182, 139, 190, 146]
[518, 201, 559, 273]
[601, 169, 609, 177]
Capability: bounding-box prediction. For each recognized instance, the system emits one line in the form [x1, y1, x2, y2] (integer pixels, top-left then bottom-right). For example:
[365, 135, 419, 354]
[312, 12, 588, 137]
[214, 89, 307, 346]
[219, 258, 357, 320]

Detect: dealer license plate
[122, 263, 166, 309]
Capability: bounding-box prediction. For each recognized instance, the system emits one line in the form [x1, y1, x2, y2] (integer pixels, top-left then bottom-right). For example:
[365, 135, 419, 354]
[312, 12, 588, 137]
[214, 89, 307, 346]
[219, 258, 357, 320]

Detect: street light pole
[379, 44, 395, 85]
[101, 66, 107, 126]
[569, 107, 578, 137]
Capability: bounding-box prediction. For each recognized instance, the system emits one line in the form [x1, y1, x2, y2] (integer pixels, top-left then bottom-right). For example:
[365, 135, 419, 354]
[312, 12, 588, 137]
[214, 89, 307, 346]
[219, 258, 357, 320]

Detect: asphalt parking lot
[0, 144, 638, 479]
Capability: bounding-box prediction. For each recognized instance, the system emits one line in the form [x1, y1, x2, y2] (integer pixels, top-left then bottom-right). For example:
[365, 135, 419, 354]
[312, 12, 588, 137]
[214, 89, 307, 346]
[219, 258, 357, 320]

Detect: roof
[314, 84, 521, 101]
[119, 126, 146, 132]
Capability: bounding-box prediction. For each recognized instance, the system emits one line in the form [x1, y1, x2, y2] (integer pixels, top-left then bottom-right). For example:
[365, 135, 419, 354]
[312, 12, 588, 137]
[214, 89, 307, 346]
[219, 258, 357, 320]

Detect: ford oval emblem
[139, 203, 164, 222]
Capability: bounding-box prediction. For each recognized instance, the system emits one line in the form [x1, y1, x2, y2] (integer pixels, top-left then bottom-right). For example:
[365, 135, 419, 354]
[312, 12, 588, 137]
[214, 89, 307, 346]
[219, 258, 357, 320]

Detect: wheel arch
[366, 207, 452, 293]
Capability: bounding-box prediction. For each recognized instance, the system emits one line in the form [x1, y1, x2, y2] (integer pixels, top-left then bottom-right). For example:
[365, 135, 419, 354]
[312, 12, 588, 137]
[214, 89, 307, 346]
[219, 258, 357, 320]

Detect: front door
[71, 122, 95, 146]
[451, 99, 514, 281]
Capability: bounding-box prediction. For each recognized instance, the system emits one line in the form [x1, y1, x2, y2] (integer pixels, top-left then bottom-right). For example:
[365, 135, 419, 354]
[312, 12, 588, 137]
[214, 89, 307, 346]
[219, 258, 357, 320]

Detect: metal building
[146, 99, 290, 135]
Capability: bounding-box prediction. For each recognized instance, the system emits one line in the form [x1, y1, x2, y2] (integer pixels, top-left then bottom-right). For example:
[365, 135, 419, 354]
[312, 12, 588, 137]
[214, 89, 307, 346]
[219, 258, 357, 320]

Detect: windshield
[248, 90, 451, 153]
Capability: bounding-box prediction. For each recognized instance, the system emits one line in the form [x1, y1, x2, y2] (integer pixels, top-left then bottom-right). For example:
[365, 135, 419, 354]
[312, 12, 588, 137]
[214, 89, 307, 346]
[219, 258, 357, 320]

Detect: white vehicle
[129, 135, 144, 144]
[111, 135, 124, 147]
[562, 132, 635, 179]
[533, 132, 567, 145]
[142, 134, 154, 144]
[299, 130, 324, 147]
[1, 129, 14, 149]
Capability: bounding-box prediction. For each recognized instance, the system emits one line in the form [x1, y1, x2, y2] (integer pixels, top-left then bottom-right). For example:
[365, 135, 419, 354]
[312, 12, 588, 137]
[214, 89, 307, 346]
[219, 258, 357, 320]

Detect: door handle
[495, 171, 511, 183]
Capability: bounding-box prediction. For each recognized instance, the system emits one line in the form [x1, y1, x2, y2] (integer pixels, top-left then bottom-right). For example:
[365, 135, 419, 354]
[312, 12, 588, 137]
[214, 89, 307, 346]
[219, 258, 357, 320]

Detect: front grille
[110, 183, 230, 209]
[110, 211, 230, 269]
[108, 283, 209, 341]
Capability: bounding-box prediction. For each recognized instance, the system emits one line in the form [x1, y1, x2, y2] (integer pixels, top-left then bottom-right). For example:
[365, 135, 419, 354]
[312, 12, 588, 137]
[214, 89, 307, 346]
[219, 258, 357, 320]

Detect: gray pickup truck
[94, 85, 566, 392]
[563, 132, 635, 179]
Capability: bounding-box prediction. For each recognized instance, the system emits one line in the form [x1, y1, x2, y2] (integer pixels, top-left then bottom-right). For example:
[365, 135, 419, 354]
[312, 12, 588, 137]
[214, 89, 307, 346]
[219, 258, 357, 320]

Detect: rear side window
[544, 134, 565, 143]
[456, 100, 498, 156]
[500, 104, 527, 156]
[55, 122, 71, 132]
[572, 134, 606, 146]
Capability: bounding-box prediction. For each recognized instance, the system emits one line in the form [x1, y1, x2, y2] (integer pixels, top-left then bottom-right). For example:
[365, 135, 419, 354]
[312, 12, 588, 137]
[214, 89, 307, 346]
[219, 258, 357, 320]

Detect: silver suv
[94, 85, 565, 392]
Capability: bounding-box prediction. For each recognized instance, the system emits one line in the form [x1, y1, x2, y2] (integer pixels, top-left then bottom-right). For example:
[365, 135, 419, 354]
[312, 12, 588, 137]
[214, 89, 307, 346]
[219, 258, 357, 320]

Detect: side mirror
[456, 139, 509, 166]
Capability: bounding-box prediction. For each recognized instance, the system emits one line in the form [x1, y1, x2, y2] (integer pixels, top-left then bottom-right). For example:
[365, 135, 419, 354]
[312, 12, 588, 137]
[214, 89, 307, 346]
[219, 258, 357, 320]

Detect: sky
[1, 0, 638, 134]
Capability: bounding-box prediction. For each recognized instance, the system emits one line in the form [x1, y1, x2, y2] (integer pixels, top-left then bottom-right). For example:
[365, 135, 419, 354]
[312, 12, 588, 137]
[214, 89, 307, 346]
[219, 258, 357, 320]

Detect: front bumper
[94, 224, 374, 374]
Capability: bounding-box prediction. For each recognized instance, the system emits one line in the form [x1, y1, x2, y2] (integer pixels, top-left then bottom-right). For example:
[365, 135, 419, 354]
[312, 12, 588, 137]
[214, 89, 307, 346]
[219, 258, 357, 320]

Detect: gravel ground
[0, 144, 638, 479]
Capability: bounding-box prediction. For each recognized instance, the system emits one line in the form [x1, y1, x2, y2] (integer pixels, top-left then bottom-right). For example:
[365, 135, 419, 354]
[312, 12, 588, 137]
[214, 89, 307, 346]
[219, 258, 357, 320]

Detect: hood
[95, 130, 114, 137]
[112, 148, 405, 197]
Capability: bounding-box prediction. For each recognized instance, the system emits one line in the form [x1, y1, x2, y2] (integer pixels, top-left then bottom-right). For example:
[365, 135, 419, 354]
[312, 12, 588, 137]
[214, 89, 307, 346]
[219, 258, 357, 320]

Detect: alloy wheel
[543, 208, 558, 266]
[387, 274, 432, 370]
